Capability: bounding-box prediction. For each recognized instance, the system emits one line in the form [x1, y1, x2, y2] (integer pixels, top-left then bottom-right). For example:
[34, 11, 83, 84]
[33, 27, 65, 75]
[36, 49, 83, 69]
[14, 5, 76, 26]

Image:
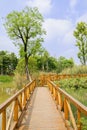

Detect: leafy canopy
[74, 22, 87, 65]
[4, 7, 46, 56]
[4, 7, 46, 80]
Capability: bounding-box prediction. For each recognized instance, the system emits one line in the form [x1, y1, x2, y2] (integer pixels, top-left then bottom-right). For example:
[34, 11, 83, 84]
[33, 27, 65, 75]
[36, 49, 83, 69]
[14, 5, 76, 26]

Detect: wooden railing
[39, 74, 87, 86]
[47, 80, 87, 130]
[0, 79, 36, 130]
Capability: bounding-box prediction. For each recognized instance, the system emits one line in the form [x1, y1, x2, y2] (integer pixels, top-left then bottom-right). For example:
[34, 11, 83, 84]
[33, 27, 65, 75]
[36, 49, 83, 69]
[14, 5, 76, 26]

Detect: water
[0, 86, 15, 129]
[0, 87, 14, 104]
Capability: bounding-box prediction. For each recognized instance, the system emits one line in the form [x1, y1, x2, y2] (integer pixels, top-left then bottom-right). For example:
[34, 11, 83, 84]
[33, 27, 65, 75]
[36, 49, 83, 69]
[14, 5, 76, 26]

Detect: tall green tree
[4, 7, 46, 80]
[74, 22, 87, 65]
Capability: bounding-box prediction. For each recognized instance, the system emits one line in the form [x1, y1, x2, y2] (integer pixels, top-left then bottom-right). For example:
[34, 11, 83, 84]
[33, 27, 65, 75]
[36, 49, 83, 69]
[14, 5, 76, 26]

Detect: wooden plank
[16, 87, 67, 130]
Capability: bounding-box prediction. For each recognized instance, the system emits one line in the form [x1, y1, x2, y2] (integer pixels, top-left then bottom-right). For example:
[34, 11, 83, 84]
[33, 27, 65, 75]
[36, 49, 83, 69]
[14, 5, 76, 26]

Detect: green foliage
[81, 117, 87, 130]
[13, 73, 28, 90]
[57, 57, 74, 73]
[15, 58, 25, 75]
[55, 77, 87, 129]
[4, 7, 46, 45]
[48, 57, 58, 71]
[16, 56, 38, 75]
[4, 7, 46, 80]
[36, 56, 74, 73]
[61, 77, 87, 89]
[28, 56, 38, 73]
[74, 22, 87, 65]
[0, 75, 16, 104]
[0, 51, 18, 75]
[0, 75, 13, 82]
[61, 65, 87, 74]
[55, 77, 87, 105]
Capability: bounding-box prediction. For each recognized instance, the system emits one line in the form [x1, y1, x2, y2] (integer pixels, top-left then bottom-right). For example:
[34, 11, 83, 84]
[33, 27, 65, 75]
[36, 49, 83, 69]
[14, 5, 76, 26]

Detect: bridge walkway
[16, 87, 67, 130]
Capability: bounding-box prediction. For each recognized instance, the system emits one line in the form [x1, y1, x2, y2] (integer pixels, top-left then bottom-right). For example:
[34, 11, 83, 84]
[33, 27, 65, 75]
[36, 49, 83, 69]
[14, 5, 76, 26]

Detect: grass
[55, 77, 87, 130]
[61, 65, 87, 74]
[55, 77, 87, 106]
[0, 75, 13, 83]
[0, 75, 15, 104]
[64, 87, 87, 106]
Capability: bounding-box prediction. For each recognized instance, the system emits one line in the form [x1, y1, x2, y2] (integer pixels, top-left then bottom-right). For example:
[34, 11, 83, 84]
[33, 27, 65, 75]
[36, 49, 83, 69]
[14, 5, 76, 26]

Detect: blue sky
[0, 0, 87, 64]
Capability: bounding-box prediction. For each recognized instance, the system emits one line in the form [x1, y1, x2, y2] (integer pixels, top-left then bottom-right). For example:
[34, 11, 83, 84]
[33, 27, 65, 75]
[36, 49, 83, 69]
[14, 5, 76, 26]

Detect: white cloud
[43, 18, 73, 42]
[76, 13, 87, 23]
[26, 0, 52, 15]
[63, 29, 75, 45]
[69, 0, 78, 15]
[0, 36, 18, 55]
[70, 0, 77, 9]
[42, 18, 78, 60]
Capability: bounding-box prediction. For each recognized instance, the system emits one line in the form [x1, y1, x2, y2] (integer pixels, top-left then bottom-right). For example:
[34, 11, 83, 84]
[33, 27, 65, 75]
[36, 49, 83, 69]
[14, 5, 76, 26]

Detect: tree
[74, 22, 87, 65]
[48, 57, 57, 71]
[4, 7, 46, 80]
[0, 51, 18, 75]
[57, 57, 74, 73]
[40, 50, 49, 71]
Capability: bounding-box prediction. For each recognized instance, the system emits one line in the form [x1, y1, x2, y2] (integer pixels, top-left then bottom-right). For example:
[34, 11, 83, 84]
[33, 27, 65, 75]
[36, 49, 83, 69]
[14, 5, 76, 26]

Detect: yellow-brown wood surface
[16, 87, 67, 130]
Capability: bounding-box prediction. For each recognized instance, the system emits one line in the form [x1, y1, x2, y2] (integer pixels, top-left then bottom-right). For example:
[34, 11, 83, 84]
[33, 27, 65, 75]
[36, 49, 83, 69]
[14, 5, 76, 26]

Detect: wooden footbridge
[0, 74, 87, 130]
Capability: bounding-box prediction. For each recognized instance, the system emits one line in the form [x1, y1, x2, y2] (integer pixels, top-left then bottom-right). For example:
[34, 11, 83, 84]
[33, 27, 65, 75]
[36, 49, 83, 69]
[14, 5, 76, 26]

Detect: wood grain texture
[16, 87, 67, 130]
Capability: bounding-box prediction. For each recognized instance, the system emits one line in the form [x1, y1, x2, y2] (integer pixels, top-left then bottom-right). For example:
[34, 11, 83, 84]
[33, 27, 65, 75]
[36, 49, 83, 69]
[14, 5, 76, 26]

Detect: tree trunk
[42, 63, 44, 71]
[46, 61, 48, 71]
[24, 43, 32, 81]
[25, 55, 32, 81]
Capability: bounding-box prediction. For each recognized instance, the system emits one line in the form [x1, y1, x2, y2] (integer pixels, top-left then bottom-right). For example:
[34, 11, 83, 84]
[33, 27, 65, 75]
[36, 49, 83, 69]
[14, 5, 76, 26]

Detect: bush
[13, 73, 28, 90]
[61, 65, 87, 74]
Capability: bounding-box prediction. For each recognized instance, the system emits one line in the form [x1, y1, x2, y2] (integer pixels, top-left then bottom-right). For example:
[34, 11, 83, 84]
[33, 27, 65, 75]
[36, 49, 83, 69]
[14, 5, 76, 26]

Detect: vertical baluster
[52, 84, 53, 94]
[56, 91, 59, 106]
[58, 93, 62, 110]
[64, 98, 68, 124]
[23, 90, 26, 107]
[26, 87, 28, 100]
[2, 109, 6, 130]
[14, 98, 18, 121]
[20, 93, 22, 109]
[77, 109, 81, 130]
[30, 85, 32, 94]
[55, 88, 58, 105]
[54, 88, 56, 100]
[27, 86, 30, 99]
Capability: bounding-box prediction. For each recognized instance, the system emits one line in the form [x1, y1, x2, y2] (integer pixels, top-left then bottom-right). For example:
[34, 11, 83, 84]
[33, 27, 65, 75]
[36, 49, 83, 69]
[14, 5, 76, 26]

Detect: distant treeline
[0, 50, 74, 75]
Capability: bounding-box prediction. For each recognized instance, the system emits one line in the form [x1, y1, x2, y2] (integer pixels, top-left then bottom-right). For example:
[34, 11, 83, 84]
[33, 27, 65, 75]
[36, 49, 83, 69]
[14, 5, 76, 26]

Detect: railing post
[23, 89, 26, 107]
[55, 89, 57, 101]
[14, 98, 18, 121]
[54, 88, 57, 101]
[56, 91, 59, 106]
[20, 93, 22, 109]
[51, 84, 53, 94]
[58, 92, 62, 110]
[64, 98, 68, 120]
[2, 109, 6, 130]
[77, 109, 81, 130]
[53, 87, 55, 100]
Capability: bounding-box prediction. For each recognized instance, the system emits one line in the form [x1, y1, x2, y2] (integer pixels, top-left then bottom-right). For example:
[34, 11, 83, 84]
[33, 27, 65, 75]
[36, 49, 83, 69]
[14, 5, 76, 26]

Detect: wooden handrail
[47, 80, 87, 130]
[39, 74, 87, 86]
[0, 79, 36, 130]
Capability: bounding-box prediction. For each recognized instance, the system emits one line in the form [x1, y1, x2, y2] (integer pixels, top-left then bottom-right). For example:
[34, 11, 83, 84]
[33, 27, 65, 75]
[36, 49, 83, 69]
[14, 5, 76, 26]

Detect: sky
[0, 0, 87, 64]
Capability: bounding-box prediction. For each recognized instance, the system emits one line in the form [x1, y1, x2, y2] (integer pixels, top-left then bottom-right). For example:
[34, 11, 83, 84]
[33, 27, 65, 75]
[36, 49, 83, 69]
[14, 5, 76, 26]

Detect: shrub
[61, 65, 87, 74]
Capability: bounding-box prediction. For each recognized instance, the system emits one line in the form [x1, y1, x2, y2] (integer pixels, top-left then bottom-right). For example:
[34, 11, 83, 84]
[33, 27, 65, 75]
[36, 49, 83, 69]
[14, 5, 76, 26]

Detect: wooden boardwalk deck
[16, 87, 67, 130]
